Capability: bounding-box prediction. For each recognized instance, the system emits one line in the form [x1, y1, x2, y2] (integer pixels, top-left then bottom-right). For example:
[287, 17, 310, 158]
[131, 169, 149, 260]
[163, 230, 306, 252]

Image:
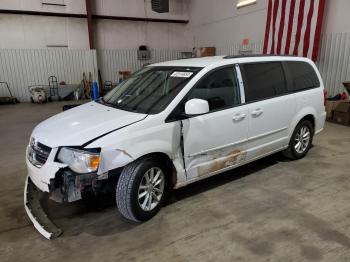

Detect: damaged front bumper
[24, 145, 126, 239]
[24, 176, 62, 239]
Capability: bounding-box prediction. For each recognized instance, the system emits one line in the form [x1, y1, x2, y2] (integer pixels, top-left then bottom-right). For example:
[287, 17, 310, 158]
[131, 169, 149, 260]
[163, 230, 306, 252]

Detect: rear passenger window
[287, 61, 320, 91]
[187, 67, 240, 112]
[241, 62, 287, 102]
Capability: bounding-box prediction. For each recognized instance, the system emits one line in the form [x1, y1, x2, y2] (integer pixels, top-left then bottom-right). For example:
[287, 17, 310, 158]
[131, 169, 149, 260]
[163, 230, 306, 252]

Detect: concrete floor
[1, 102, 350, 262]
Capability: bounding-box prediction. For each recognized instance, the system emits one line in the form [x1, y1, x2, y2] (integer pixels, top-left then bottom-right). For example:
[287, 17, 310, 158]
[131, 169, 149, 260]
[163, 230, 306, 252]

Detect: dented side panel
[182, 105, 250, 180]
[98, 149, 134, 175]
[186, 147, 248, 179]
[87, 116, 187, 186]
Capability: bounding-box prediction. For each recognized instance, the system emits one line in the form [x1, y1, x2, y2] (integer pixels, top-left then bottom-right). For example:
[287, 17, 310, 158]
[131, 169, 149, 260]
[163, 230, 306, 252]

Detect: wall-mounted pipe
[85, 0, 94, 49]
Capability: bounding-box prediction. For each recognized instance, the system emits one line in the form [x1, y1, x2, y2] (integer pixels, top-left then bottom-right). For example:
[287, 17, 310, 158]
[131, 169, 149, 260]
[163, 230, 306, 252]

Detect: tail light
[323, 89, 327, 106]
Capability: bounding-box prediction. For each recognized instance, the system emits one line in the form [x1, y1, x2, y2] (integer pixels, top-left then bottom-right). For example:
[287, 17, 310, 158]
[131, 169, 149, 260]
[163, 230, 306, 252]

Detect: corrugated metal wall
[0, 49, 97, 101]
[316, 32, 350, 96]
[1, 34, 349, 101]
[0, 49, 183, 101]
[216, 42, 263, 56]
[215, 35, 350, 96]
[97, 49, 183, 84]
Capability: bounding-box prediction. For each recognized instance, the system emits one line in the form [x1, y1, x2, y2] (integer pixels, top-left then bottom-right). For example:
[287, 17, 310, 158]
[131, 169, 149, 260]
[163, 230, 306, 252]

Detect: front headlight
[57, 147, 100, 173]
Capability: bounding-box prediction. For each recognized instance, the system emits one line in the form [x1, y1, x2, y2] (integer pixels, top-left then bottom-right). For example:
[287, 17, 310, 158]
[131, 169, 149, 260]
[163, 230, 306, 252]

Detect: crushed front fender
[24, 176, 63, 239]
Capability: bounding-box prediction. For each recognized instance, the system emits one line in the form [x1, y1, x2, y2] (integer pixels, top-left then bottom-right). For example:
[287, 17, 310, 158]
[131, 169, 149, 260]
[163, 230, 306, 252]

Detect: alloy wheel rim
[138, 167, 165, 212]
[294, 126, 311, 154]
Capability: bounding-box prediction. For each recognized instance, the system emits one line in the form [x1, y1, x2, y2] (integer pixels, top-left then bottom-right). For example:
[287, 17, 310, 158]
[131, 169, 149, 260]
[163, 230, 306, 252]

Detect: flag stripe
[280, 0, 291, 53]
[293, 0, 306, 55]
[264, 0, 325, 61]
[271, 0, 280, 54]
[284, 0, 297, 54]
[276, 0, 287, 54]
[303, 0, 315, 57]
[263, 0, 273, 54]
[298, 0, 311, 55]
[312, 0, 325, 61]
[307, 0, 319, 58]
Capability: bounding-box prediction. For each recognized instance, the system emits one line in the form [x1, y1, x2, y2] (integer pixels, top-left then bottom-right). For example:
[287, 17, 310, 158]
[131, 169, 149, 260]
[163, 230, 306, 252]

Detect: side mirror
[185, 99, 209, 116]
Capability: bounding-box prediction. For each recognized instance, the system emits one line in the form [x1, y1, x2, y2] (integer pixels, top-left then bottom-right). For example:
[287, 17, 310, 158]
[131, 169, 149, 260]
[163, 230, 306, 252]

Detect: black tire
[283, 120, 314, 160]
[30, 97, 34, 103]
[116, 157, 169, 222]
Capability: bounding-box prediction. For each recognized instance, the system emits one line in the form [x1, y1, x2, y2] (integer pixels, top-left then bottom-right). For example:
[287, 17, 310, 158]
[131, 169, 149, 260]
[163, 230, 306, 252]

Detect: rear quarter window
[286, 61, 320, 91]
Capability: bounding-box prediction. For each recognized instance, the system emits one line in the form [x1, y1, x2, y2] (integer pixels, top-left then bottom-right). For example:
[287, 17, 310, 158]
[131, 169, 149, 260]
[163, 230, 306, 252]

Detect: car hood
[31, 102, 147, 147]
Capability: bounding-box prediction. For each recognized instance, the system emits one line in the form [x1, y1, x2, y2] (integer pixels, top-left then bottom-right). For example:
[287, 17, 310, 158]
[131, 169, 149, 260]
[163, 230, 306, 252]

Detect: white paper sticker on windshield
[171, 72, 193, 78]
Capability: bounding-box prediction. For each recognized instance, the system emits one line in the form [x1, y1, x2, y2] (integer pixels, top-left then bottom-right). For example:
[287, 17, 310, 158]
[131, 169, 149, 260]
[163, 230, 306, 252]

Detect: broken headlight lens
[57, 147, 100, 173]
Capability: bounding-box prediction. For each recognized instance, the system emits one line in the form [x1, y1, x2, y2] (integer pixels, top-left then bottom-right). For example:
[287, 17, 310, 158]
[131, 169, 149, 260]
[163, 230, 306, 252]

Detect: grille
[28, 138, 52, 167]
[151, 0, 169, 13]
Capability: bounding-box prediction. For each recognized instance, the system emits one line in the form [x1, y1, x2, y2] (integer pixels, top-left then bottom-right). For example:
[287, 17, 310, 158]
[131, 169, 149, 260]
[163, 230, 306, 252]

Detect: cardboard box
[332, 102, 350, 125]
[325, 100, 343, 120]
[198, 47, 216, 57]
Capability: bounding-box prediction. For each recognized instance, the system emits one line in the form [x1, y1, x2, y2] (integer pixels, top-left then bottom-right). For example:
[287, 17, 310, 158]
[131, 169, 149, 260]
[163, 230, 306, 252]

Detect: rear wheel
[116, 157, 168, 222]
[283, 120, 313, 160]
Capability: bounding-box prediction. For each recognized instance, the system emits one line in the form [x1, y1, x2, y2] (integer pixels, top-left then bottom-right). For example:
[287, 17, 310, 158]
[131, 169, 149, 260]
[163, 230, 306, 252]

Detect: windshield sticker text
[170, 72, 193, 78]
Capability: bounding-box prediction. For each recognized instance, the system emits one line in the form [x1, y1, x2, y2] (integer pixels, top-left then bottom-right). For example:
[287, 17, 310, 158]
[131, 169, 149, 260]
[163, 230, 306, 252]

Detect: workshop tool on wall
[343, 82, 350, 99]
[28, 85, 48, 103]
[82, 72, 92, 99]
[98, 69, 103, 94]
[0, 81, 19, 104]
[103, 81, 113, 93]
[118, 71, 131, 83]
[92, 81, 100, 101]
[48, 76, 61, 101]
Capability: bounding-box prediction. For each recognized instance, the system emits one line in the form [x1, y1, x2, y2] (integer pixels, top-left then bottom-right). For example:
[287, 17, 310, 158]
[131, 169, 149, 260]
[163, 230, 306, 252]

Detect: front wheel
[283, 120, 314, 160]
[116, 158, 168, 222]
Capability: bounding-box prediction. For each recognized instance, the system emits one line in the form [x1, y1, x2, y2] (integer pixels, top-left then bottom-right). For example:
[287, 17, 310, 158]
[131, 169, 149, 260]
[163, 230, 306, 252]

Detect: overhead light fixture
[237, 0, 257, 8]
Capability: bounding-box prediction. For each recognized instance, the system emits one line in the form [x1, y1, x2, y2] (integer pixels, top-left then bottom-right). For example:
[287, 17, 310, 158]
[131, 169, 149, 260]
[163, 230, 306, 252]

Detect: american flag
[263, 0, 325, 61]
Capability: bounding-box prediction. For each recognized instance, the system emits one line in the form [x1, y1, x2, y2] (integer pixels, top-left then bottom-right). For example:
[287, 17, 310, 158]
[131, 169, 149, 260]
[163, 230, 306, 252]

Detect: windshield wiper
[98, 97, 129, 111]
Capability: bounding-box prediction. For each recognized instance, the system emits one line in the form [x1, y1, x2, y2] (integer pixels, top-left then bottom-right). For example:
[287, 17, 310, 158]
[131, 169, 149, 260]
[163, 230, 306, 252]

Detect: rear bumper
[315, 111, 327, 135]
[24, 176, 62, 239]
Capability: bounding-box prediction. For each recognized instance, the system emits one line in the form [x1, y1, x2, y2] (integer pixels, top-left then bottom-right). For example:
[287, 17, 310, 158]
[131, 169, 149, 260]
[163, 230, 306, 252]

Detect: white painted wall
[0, 0, 86, 13]
[323, 0, 350, 34]
[187, 0, 268, 48]
[94, 20, 190, 50]
[0, 15, 89, 49]
[93, 0, 188, 20]
[0, 0, 349, 50]
[0, 0, 190, 50]
[92, 0, 191, 50]
[186, 0, 350, 48]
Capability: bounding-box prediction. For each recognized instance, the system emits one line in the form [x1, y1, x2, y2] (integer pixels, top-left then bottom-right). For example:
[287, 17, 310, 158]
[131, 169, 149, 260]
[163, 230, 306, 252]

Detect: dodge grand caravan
[25, 55, 326, 239]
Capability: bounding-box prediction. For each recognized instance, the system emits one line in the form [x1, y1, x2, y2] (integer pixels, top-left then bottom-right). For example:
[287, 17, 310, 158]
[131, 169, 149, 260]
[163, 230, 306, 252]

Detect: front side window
[241, 62, 287, 102]
[186, 67, 241, 112]
[101, 66, 202, 114]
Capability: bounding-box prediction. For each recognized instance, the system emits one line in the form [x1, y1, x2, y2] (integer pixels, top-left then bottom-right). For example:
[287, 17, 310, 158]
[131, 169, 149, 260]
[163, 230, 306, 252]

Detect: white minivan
[25, 55, 326, 239]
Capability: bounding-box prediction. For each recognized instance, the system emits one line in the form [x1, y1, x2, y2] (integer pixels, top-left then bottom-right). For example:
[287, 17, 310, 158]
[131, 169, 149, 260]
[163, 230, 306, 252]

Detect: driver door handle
[233, 113, 246, 121]
[251, 108, 263, 117]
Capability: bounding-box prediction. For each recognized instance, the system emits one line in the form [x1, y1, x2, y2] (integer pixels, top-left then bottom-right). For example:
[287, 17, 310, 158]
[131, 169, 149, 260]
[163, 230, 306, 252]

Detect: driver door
[182, 66, 249, 180]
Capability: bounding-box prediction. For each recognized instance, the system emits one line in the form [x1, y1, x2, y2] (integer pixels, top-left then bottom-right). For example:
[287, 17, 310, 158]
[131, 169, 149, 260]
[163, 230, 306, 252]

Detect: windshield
[101, 66, 202, 114]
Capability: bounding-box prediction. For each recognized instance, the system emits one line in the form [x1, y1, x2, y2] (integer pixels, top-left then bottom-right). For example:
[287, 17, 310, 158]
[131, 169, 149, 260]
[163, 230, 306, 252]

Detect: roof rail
[223, 54, 297, 59]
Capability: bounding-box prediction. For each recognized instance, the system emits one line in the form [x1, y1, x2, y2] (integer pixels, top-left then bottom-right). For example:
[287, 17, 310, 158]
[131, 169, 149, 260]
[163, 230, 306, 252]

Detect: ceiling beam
[0, 9, 188, 24]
